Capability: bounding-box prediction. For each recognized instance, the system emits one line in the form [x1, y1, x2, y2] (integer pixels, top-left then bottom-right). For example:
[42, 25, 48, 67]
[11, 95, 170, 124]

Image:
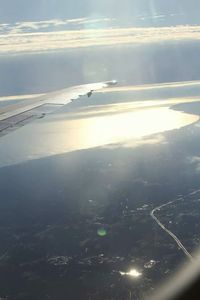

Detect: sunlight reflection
[68, 106, 198, 147]
[0, 98, 198, 168]
[120, 268, 142, 278]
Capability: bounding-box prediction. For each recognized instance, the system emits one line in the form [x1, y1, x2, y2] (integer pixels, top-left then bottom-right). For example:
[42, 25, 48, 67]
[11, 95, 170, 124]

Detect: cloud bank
[1, 18, 200, 55]
[0, 18, 116, 35]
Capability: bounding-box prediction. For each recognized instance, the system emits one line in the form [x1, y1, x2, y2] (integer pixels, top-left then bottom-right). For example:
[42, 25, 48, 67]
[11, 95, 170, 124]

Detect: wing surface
[0, 81, 117, 136]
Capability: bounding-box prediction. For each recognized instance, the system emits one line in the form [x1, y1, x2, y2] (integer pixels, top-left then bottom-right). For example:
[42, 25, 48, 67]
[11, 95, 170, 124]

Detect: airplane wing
[0, 81, 117, 137]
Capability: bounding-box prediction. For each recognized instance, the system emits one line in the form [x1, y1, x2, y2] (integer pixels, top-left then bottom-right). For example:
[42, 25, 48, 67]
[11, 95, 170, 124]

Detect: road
[150, 198, 194, 261]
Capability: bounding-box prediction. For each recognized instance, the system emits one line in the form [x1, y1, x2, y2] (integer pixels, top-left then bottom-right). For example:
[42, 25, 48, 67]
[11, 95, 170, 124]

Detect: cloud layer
[0, 18, 116, 35]
[1, 18, 200, 55]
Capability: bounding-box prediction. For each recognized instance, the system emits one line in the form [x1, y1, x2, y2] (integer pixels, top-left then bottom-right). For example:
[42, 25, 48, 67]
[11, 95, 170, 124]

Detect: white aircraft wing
[0, 81, 117, 136]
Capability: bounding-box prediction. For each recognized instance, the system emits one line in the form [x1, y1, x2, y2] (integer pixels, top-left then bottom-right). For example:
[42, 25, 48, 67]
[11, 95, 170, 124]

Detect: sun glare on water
[1, 97, 198, 168]
[68, 105, 198, 148]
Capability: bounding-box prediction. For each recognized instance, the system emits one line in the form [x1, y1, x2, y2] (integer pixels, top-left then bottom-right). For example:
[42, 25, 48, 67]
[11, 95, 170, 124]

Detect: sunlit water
[64, 106, 197, 146]
[0, 100, 198, 167]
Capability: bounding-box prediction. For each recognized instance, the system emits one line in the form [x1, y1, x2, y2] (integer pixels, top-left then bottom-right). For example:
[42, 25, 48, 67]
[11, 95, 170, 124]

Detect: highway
[151, 198, 194, 262]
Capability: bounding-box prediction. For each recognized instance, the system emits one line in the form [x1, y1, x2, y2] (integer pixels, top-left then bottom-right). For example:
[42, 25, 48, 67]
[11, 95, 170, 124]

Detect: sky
[0, 0, 200, 95]
[1, 0, 200, 24]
